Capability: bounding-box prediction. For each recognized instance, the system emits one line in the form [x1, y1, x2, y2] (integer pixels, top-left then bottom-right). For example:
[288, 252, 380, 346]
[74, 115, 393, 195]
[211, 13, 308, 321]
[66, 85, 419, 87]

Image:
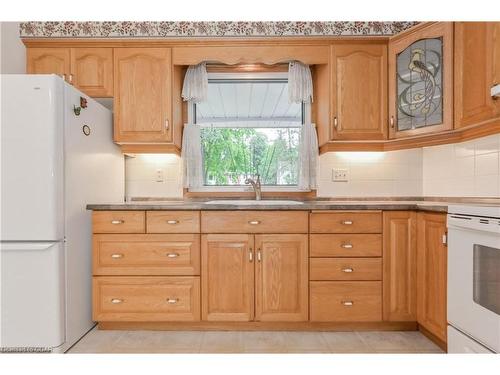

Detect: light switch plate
[332, 168, 349, 182]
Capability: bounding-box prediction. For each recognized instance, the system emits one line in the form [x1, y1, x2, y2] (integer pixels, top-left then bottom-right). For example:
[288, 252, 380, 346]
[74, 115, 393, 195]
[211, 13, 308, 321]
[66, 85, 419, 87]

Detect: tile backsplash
[317, 149, 423, 197]
[423, 134, 500, 197]
[125, 134, 500, 199]
[125, 154, 183, 199]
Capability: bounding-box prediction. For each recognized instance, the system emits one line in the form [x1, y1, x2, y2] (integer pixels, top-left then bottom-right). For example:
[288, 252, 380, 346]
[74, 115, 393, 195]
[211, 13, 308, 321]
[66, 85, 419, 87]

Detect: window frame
[187, 72, 311, 193]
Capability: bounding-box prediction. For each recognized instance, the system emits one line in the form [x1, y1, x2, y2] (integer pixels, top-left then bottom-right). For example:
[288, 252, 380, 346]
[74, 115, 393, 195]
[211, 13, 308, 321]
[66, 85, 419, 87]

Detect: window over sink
[191, 72, 307, 189]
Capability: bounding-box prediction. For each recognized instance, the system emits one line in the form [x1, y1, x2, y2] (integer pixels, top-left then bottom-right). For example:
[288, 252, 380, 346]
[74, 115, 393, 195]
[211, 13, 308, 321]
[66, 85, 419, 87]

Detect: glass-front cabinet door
[388, 22, 454, 139]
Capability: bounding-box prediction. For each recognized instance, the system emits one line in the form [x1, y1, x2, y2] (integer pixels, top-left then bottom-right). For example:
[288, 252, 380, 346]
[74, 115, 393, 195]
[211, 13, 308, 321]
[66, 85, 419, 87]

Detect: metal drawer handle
[111, 220, 124, 225]
[257, 249, 262, 262]
[341, 220, 353, 225]
[166, 298, 179, 304]
[249, 248, 253, 262]
[166, 252, 179, 258]
[166, 220, 179, 225]
[111, 253, 124, 259]
[341, 243, 353, 249]
[342, 268, 354, 273]
[248, 220, 260, 225]
[111, 298, 123, 304]
[341, 301, 354, 306]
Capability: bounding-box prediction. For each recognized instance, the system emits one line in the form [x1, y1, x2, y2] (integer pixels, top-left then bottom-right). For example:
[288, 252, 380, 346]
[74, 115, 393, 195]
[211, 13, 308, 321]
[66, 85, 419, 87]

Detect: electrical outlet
[332, 168, 349, 182]
[155, 169, 164, 182]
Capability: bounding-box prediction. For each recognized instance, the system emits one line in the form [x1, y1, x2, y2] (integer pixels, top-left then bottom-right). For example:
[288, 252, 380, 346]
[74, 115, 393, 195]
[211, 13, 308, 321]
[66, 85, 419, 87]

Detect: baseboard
[98, 321, 418, 331]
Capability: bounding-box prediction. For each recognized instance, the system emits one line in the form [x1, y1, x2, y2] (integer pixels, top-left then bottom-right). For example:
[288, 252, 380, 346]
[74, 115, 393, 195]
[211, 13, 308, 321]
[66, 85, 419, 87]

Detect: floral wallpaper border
[19, 21, 418, 38]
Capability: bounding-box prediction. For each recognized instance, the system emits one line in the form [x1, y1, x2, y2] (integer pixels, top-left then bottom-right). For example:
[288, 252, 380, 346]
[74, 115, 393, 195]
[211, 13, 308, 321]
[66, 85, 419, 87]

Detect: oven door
[448, 215, 500, 353]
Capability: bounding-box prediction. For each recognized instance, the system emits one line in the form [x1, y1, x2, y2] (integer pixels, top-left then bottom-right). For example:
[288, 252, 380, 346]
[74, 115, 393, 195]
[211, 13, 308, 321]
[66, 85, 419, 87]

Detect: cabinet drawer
[93, 276, 200, 321]
[310, 211, 382, 233]
[93, 234, 200, 276]
[310, 281, 382, 321]
[93, 211, 145, 233]
[147, 211, 200, 233]
[201, 211, 308, 233]
[310, 258, 382, 281]
[310, 234, 382, 257]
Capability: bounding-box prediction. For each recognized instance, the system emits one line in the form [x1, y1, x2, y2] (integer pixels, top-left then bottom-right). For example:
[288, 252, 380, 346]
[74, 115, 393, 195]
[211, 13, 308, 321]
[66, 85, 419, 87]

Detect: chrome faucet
[245, 174, 262, 201]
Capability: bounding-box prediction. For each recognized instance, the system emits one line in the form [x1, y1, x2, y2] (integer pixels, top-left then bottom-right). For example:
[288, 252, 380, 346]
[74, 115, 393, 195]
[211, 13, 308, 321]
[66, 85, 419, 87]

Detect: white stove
[447, 204, 500, 353]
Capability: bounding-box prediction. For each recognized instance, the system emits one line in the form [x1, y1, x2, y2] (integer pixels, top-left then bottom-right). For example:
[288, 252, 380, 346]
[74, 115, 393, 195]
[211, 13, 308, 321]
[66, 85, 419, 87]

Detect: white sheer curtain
[289, 61, 318, 190]
[288, 61, 313, 104]
[181, 124, 203, 188]
[181, 62, 208, 188]
[181, 62, 208, 103]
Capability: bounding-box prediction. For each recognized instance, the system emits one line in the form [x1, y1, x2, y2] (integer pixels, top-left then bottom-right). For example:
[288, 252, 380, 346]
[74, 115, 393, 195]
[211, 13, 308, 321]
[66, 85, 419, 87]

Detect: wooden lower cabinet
[89, 209, 449, 331]
[92, 234, 200, 276]
[416, 212, 448, 343]
[201, 234, 255, 321]
[310, 258, 382, 281]
[255, 234, 308, 321]
[310, 281, 382, 321]
[93, 276, 200, 322]
[382, 211, 417, 322]
[201, 233, 308, 322]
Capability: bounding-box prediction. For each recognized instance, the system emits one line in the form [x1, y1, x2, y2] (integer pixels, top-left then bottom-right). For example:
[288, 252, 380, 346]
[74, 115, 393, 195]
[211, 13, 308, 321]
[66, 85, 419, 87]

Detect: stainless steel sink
[204, 200, 303, 205]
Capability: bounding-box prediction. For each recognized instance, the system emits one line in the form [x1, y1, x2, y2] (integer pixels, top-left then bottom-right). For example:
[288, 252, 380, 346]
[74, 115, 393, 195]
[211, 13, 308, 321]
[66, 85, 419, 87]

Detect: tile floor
[68, 328, 444, 354]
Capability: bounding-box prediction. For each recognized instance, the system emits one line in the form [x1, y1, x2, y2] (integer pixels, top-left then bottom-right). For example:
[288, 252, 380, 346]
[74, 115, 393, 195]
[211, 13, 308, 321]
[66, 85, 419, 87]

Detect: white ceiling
[195, 81, 302, 124]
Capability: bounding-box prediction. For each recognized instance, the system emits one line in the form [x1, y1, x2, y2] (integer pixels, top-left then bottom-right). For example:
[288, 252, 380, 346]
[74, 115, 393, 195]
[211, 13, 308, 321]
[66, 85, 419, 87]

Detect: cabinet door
[382, 211, 417, 321]
[27, 48, 70, 79]
[113, 48, 172, 143]
[255, 234, 308, 321]
[454, 22, 500, 129]
[388, 22, 453, 139]
[201, 234, 254, 321]
[417, 212, 447, 343]
[331, 44, 387, 140]
[71, 48, 113, 97]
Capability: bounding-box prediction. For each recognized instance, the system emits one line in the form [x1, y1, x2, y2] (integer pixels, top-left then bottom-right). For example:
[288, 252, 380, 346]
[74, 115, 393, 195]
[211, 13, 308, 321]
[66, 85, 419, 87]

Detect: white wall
[125, 154, 183, 199]
[125, 149, 423, 199]
[0, 22, 25, 74]
[125, 134, 500, 199]
[317, 149, 423, 197]
[423, 134, 500, 197]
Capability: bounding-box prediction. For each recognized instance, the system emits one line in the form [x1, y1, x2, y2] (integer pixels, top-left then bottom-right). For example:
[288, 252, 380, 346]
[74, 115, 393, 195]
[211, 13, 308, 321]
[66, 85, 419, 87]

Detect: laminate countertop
[87, 200, 451, 212]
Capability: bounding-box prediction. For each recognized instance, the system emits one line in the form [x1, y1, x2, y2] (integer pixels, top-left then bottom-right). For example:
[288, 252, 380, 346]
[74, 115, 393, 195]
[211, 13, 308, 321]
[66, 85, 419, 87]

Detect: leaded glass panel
[396, 38, 443, 131]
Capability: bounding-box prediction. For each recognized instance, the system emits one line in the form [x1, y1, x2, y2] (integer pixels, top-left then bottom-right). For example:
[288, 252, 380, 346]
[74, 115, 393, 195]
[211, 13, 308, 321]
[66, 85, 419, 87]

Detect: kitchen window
[190, 72, 308, 190]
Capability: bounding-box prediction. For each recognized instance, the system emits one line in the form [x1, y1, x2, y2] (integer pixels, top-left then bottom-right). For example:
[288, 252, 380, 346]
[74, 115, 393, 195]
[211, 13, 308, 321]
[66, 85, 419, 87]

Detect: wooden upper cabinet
[331, 44, 388, 140]
[255, 234, 308, 322]
[113, 48, 172, 143]
[417, 212, 448, 343]
[454, 22, 500, 129]
[27, 48, 70, 78]
[71, 48, 113, 97]
[201, 234, 254, 321]
[382, 211, 417, 322]
[27, 48, 113, 97]
[388, 22, 454, 139]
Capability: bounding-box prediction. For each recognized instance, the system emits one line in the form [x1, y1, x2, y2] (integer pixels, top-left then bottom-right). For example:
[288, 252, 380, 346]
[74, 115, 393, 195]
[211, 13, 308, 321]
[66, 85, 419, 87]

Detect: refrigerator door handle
[1, 242, 59, 251]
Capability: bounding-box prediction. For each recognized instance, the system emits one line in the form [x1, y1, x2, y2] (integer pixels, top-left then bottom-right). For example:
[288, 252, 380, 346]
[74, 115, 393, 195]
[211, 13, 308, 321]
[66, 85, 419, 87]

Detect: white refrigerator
[0, 75, 124, 352]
